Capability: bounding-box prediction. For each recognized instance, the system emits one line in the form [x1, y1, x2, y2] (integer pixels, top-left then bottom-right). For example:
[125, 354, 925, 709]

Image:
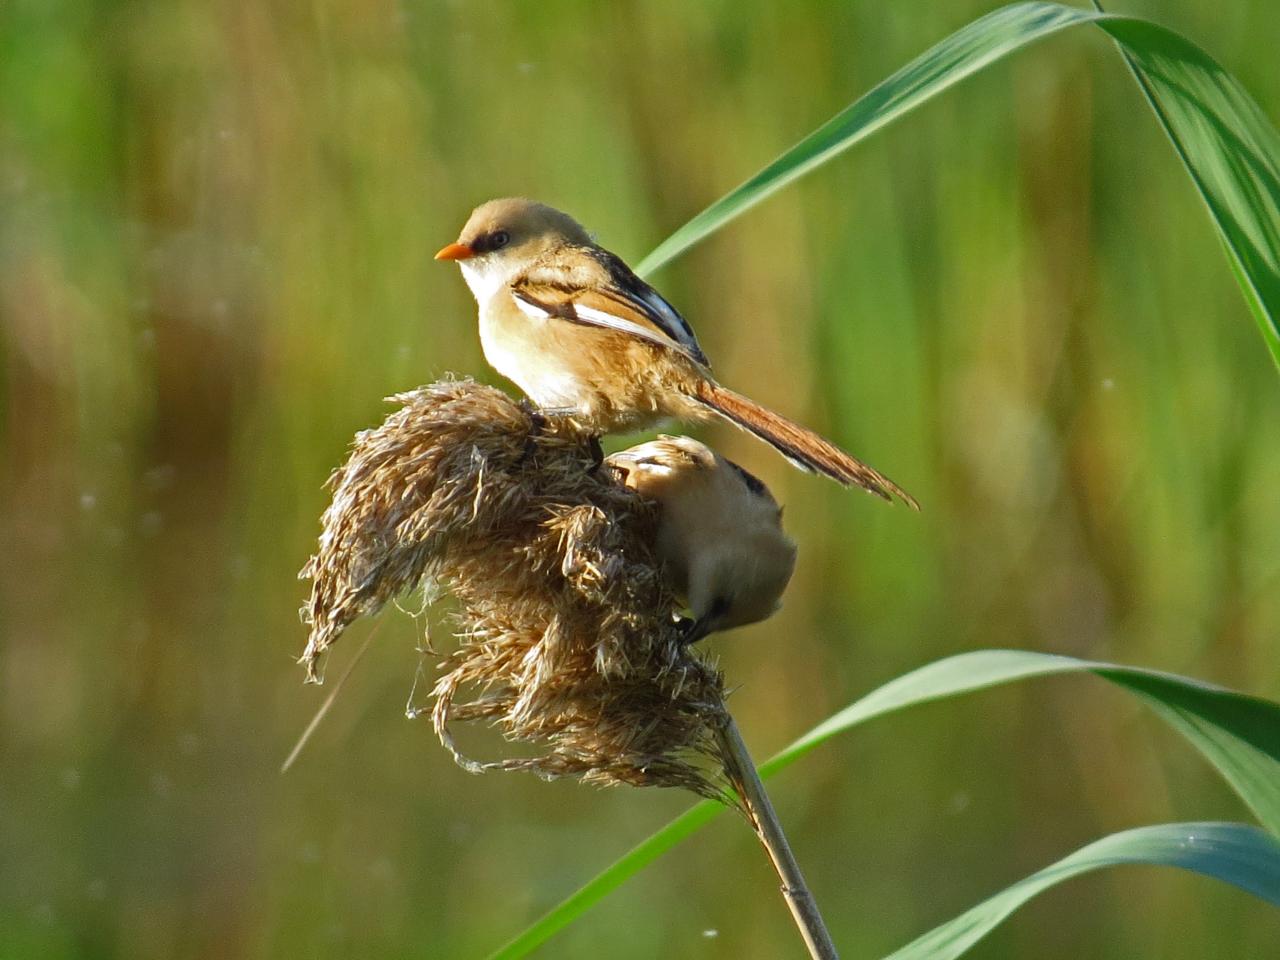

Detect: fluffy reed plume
[298, 379, 730, 797]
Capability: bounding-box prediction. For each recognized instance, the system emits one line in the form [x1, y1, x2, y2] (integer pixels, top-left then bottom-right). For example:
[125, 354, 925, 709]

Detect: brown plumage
[608, 436, 798, 641]
[692, 382, 918, 507]
[437, 197, 918, 508]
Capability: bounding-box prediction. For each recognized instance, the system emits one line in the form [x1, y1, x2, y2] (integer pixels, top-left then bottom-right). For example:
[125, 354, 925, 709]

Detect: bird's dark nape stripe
[692, 381, 920, 509]
[726, 460, 768, 497]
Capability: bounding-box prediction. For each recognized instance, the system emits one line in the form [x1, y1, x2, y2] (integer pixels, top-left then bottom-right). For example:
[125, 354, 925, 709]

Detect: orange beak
[434, 242, 475, 261]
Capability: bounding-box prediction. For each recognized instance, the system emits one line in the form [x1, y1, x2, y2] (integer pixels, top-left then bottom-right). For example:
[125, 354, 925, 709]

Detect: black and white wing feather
[511, 245, 710, 368]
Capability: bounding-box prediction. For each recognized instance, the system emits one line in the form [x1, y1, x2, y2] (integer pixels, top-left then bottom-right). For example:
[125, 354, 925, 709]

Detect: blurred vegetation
[2, 1, 1277, 958]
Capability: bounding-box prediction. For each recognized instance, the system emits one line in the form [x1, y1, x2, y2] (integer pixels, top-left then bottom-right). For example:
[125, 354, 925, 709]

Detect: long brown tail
[693, 381, 919, 509]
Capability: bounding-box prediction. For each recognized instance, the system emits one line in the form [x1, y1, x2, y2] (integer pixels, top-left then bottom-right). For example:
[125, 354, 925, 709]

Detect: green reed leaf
[884, 822, 1280, 960]
[638, 2, 1280, 365]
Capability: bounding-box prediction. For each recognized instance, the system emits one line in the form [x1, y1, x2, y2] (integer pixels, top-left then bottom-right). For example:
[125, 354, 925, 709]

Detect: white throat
[458, 259, 511, 307]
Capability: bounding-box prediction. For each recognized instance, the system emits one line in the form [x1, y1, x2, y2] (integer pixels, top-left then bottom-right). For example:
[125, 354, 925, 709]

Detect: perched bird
[437, 198, 917, 507]
[608, 436, 797, 643]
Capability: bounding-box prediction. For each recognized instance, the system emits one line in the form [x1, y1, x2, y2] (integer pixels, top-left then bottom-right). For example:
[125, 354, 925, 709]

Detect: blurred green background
[2, 1, 1278, 957]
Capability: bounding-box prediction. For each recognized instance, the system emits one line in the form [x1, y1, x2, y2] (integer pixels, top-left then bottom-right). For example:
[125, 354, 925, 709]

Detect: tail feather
[693, 381, 919, 509]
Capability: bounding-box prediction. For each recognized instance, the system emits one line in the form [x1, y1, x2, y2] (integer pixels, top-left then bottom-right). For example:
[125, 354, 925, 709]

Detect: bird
[436, 197, 917, 507]
[607, 436, 797, 643]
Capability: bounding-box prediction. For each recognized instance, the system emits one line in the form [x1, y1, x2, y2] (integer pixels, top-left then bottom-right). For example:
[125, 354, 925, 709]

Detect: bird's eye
[491, 230, 510, 249]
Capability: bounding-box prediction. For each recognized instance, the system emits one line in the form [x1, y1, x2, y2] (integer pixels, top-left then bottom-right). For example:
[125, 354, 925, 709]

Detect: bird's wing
[608, 436, 712, 474]
[511, 248, 710, 367]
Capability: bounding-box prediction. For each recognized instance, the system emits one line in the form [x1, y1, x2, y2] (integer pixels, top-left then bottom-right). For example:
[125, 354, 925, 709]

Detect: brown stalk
[716, 713, 839, 960]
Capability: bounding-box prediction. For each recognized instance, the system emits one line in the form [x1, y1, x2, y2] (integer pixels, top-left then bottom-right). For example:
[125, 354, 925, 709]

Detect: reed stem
[715, 712, 839, 960]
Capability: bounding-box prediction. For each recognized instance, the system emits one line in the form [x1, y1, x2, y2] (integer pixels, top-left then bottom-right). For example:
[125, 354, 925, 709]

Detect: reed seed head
[299, 379, 730, 797]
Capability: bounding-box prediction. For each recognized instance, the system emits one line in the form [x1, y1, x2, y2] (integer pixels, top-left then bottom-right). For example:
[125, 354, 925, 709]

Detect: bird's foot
[517, 398, 547, 466]
[517, 397, 547, 432]
[675, 616, 710, 647]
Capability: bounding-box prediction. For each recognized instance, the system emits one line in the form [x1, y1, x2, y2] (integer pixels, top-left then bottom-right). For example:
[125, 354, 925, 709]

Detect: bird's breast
[479, 294, 586, 409]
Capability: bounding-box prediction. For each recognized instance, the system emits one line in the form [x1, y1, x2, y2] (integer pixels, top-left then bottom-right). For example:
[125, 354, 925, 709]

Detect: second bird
[608, 436, 797, 643]
[437, 197, 917, 507]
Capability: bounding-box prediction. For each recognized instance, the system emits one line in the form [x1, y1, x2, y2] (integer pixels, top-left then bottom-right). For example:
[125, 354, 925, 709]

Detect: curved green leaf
[770, 650, 1280, 834]
[1092, 11, 1280, 365]
[487, 650, 1280, 958]
[636, 3, 1090, 276]
[485, 801, 723, 960]
[637, 1, 1280, 365]
[884, 822, 1280, 960]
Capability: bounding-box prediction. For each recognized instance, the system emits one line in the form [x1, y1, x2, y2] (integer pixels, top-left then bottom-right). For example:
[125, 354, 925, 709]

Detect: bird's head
[435, 198, 591, 303]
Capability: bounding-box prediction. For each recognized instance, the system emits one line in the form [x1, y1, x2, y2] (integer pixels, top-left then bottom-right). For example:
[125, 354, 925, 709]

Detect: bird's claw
[517, 398, 546, 466]
[675, 616, 710, 647]
[517, 397, 547, 433]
